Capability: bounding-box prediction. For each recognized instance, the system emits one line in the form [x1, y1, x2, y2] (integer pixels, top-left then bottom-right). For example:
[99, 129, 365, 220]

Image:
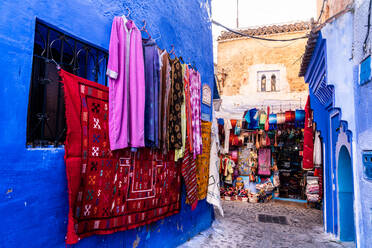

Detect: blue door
[337, 145, 355, 242]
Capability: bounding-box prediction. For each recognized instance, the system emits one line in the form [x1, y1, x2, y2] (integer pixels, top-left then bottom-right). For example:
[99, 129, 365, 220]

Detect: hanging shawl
[207, 108, 224, 216]
[313, 131, 322, 165]
[258, 148, 271, 176]
[303, 96, 314, 170]
[248, 108, 259, 130]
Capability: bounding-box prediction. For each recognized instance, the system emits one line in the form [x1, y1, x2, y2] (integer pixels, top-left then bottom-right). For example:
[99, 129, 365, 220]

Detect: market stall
[217, 101, 322, 206]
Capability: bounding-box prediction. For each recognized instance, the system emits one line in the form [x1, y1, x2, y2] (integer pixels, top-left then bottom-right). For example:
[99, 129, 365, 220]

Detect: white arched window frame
[257, 70, 280, 92]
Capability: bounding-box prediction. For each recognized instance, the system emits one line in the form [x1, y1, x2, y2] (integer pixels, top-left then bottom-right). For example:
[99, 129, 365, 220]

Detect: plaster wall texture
[317, 0, 353, 23]
[351, 0, 372, 247]
[216, 31, 308, 110]
[0, 0, 214, 247]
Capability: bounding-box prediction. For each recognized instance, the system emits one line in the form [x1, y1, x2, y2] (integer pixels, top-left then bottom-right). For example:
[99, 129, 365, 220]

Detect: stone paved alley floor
[179, 200, 354, 248]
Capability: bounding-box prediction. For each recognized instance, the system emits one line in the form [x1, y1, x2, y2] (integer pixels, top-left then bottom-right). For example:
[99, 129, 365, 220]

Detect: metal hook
[125, 7, 131, 18]
[141, 20, 151, 39]
[47, 58, 60, 70]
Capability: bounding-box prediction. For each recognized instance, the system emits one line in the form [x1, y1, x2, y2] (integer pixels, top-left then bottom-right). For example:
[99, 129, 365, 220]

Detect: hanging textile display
[184, 65, 193, 153]
[106, 16, 145, 150]
[207, 109, 224, 216]
[190, 69, 202, 157]
[159, 50, 171, 153]
[143, 38, 160, 148]
[175, 64, 188, 161]
[223, 119, 232, 154]
[269, 113, 277, 130]
[168, 57, 184, 150]
[303, 96, 314, 170]
[295, 109, 305, 128]
[313, 131, 322, 166]
[237, 148, 253, 176]
[181, 137, 198, 209]
[248, 108, 259, 129]
[196, 121, 212, 200]
[61, 70, 181, 244]
[258, 148, 271, 176]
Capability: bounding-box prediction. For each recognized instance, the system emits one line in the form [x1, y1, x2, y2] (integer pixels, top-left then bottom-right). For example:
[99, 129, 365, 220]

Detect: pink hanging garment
[106, 16, 145, 150]
[189, 69, 202, 157]
[258, 148, 271, 176]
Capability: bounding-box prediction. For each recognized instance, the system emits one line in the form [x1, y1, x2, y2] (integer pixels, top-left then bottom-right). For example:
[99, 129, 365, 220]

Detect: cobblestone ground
[179, 200, 355, 248]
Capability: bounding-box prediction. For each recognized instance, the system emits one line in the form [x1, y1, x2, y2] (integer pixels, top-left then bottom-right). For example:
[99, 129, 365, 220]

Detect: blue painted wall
[304, 32, 353, 239]
[302, 10, 372, 247]
[0, 0, 214, 247]
[304, 33, 335, 234]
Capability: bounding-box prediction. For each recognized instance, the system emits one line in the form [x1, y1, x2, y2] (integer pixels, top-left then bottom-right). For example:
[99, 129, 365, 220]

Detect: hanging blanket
[196, 121, 212, 200]
[258, 148, 271, 176]
[181, 137, 198, 208]
[60, 70, 181, 244]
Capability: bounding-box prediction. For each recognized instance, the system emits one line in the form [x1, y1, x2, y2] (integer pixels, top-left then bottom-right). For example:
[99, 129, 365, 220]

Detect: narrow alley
[180, 201, 353, 248]
[0, 0, 371, 247]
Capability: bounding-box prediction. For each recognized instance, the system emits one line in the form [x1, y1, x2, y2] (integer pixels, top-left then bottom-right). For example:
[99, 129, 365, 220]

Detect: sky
[211, 0, 317, 62]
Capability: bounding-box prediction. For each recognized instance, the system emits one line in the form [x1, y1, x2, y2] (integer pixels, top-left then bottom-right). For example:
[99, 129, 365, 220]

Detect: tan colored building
[316, 0, 353, 23]
[216, 21, 311, 116]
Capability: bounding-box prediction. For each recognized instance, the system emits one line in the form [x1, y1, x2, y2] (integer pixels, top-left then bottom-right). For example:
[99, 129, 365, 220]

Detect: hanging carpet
[60, 70, 181, 244]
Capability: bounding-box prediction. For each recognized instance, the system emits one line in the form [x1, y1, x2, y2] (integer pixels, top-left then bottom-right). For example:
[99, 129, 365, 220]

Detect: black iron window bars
[27, 20, 108, 147]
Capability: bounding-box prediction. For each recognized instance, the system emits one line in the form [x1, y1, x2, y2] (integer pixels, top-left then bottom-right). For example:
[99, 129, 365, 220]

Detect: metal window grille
[26, 20, 108, 147]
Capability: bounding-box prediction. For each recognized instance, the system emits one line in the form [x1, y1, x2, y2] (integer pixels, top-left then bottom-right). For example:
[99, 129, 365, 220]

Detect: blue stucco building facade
[301, 2, 372, 247]
[0, 0, 215, 247]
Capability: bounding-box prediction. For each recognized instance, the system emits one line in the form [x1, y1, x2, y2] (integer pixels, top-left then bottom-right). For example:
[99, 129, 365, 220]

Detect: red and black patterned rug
[60, 70, 181, 244]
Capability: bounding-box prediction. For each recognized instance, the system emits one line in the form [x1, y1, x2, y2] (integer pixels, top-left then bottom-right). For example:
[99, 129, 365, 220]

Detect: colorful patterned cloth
[168, 58, 183, 149]
[196, 121, 212, 200]
[258, 148, 271, 176]
[190, 69, 202, 157]
[181, 137, 198, 208]
[60, 70, 181, 244]
[184, 66, 193, 152]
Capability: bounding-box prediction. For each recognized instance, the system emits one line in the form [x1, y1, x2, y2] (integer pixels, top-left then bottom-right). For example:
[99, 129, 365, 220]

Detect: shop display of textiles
[61, 15, 219, 244]
[217, 104, 323, 206]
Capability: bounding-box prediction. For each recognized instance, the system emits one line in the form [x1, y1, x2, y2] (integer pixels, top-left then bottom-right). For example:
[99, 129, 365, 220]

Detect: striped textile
[182, 137, 198, 207]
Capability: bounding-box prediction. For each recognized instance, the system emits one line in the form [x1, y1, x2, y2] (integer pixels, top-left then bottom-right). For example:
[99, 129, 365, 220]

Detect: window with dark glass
[26, 20, 108, 147]
[261, 75, 266, 92]
[271, 74, 276, 91]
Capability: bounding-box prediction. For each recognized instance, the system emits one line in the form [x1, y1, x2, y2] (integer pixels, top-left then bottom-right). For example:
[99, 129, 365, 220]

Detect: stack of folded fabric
[306, 176, 320, 202]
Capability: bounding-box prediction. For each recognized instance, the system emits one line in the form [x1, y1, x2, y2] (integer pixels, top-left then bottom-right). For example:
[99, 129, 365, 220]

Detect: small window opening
[26, 20, 108, 147]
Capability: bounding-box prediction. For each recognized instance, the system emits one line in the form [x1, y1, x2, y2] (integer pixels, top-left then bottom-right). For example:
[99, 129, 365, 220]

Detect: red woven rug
[60, 70, 181, 244]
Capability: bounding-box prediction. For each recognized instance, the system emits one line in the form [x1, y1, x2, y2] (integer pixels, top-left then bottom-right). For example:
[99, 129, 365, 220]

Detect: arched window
[271, 74, 276, 91]
[261, 75, 266, 92]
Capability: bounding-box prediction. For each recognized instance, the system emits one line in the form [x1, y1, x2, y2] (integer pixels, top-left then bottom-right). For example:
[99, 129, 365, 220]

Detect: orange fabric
[196, 121, 212, 200]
